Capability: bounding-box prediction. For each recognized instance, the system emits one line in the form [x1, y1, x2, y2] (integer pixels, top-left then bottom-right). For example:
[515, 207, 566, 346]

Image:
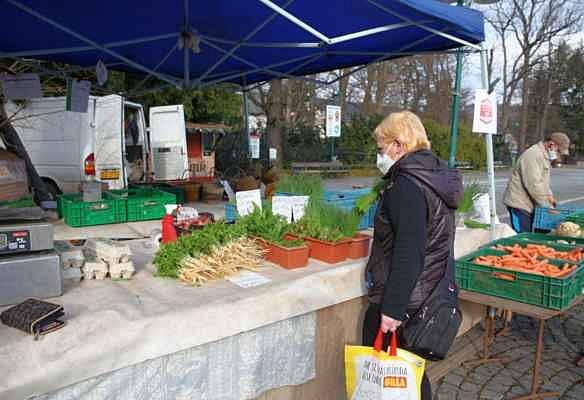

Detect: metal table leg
[512, 319, 560, 400]
[465, 307, 507, 367]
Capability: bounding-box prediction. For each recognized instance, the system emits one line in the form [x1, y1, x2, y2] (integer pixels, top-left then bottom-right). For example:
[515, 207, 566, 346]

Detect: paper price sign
[291, 196, 309, 221]
[272, 196, 293, 223]
[235, 189, 262, 217]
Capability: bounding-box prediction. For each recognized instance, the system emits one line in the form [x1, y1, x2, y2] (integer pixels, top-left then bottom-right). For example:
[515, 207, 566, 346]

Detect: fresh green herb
[290, 201, 357, 242]
[273, 238, 305, 248]
[237, 205, 291, 244]
[464, 219, 490, 229]
[153, 221, 248, 278]
[458, 181, 484, 213]
[355, 179, 384, 215]
[275, 174, 325, 199]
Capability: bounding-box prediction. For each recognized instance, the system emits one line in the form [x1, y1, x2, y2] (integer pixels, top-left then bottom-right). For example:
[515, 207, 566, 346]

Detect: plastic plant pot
[267, 241, 310, 269]
[303, 237, 351, 264]
[349, 233, 372, 259]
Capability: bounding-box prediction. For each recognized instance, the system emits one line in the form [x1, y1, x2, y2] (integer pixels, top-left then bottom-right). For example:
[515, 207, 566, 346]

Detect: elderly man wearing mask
[503, 132, 571, 233]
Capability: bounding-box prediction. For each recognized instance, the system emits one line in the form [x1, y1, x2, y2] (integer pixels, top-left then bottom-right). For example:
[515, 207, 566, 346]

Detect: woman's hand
[380, 314, 402, 333]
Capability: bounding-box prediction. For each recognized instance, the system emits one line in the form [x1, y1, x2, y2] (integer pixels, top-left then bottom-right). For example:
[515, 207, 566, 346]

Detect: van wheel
[42, 180, 61, 200]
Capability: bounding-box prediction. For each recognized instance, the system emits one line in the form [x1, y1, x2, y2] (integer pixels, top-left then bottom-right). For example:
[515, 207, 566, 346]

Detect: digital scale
[0, 219, 62, 306]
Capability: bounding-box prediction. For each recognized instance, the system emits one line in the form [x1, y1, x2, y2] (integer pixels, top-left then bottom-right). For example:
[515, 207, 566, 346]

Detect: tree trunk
[361, 65, 376, 115]
[338, 68, 351, 112]
[519, 63, 531, 151]
[266, 80, 283, 169]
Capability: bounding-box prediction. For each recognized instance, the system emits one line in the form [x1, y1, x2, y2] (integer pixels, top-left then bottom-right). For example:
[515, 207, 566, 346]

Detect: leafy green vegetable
[355, 178, 384, 215]
[458, 181, 485, 214]
[237, 205, 291, 244]
[464, 219, 490, 229]
[153, 221, 248, 278]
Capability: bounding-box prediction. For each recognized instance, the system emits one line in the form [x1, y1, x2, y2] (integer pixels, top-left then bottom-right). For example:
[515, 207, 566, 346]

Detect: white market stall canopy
[0, 0, 484, 89]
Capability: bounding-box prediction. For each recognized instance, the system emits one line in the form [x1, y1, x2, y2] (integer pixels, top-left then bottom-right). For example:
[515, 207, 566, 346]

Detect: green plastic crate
[58, 193, 127, 227]
[566, 212, 584, 229]
[109, 188, 176, 222]
[482, 237, 584, 265]
[511, 232, 584, 247]
[129, 183, 185, 204]
[456, 248, 584, 310]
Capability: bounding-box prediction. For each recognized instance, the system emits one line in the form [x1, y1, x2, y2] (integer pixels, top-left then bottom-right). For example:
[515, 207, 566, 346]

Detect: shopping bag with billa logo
[345, 328, 425, 400]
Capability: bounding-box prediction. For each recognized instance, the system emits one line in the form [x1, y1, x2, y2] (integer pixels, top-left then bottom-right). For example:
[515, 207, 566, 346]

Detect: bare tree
[487, 0, 581, 150]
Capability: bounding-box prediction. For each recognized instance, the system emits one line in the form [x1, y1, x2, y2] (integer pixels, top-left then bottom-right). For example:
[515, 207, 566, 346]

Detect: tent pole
[183, 0, 190, 88]
[242, 80, 251, 160]
[480, 44, 497, 238]
[447, 0, 465, 168]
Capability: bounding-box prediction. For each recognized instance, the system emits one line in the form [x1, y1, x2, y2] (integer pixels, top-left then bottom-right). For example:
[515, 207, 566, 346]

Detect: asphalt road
[324, 167, 584, 222]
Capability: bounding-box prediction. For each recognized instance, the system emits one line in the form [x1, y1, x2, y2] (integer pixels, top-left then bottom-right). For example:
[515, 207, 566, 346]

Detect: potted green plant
[341, 210, 372, 259]
[238, 206, 310, 269]
[457, 182, 485, 228]
[290, 202, 353, 264]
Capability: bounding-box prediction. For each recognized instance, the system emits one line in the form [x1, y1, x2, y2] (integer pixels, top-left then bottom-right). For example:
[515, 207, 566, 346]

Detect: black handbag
[1, 298, 65, 339]
[400, 239, 462, 361]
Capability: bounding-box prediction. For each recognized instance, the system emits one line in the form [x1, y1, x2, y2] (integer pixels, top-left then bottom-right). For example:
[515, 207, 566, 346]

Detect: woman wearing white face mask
[363, 111, 463, 400]
[503, 132, 571, 233]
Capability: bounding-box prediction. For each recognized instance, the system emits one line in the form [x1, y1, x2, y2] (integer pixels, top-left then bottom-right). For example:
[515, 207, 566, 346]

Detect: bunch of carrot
[472, 243, 581, 278]
[494, 244, 584, 263]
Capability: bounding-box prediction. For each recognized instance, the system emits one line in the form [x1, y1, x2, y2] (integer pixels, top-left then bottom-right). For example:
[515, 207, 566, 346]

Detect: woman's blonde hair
[374, 111, 430, 152]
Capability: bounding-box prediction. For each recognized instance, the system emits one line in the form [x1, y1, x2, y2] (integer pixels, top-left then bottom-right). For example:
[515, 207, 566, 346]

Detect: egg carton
[84, 238, 132, 265]
[54, 240, 85, 269]
[62, 266, 83, 282]
[109, 261, 135, 280]
[82, 255, 109, 280]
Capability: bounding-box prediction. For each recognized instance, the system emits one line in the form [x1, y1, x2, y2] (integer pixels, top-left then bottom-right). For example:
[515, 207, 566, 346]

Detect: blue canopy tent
[0, 0, 484, 89]
[0, 0, 498, 232]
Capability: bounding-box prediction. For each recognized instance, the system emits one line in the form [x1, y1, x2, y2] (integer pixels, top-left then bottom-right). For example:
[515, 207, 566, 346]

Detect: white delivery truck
[5, 95, 188, 196]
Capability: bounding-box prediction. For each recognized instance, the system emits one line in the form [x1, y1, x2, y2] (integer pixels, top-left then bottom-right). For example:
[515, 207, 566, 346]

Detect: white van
[5, 95, 188, 196]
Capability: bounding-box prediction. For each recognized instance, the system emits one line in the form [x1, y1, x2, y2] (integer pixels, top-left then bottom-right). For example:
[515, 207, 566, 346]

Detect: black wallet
[1, 298, 65, 339]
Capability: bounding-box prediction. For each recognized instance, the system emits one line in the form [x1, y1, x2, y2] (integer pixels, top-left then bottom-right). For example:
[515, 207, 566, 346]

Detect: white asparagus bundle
[179, 238, 266, 286]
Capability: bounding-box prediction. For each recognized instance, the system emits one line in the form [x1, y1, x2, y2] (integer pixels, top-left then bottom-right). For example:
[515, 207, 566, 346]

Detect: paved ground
[433, 302, 584, 399]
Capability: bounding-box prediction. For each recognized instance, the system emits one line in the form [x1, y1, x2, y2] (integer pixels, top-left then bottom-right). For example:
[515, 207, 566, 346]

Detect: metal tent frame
[0, 0, 496, 232]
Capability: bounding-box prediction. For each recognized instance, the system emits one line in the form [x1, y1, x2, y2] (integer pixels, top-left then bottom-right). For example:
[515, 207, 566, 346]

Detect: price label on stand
[226, 271, 271, 288]
[272, 196, 293, 223]
[291, 196, 309, 221]
[235, 189, 262, 217]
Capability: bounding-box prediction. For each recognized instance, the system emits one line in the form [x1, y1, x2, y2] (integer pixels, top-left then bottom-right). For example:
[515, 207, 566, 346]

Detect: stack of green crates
[109, 188, 176, 222]
[58, 193, 127, 227]
[456, 234, 584, 310]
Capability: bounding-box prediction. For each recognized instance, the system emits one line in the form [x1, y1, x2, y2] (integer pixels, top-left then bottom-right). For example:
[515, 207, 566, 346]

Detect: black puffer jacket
[365, 150, 463, 314]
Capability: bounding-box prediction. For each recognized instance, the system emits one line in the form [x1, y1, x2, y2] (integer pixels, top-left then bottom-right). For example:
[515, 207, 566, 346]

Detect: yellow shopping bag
[345, 329, 426, 400]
